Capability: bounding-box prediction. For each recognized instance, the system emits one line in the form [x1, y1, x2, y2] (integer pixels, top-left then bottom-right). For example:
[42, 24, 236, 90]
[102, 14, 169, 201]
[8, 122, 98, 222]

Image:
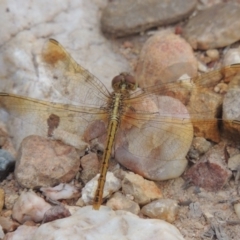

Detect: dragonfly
[0, 39, 240, 210]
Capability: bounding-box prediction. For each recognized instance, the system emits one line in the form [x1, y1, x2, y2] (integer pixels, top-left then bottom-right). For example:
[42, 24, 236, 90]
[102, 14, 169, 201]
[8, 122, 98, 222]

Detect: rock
[81, 172, 121, 205]
[64, 205, 81, 215]
[234, 203, 240, 219]
[0, 225, 4, 239]
[32, 206, 185, 240]
[121, 172, 162, 205]
[203, 211, 214, 223]
[184, 143, 232, 191]
[141, 199, 179, 223]
[187, 85, 223, 142]
[206, 49, 220, 61]
[106, 192, 140, 215]
[0, 188, 4, 212]
[15, 135, 80, 188]
[115, 94, 193, 181]
[222, 75, 240, 143]
[188, 202, 202, 218]
[80, 152, 99, 184]
[12, 191, 51, 224]
[182, 2, 240, 49]
[42, 205, 71, 223]
[135, 33, 198, 89]
[0, 149, 15, 181]
[4, 192, 19, 210]
[40, 183, 80, 201]
[4, 225, 37, 240]
[0, 122, 17, 158]
[213, 82, 228, 94]
[0, 216, 19, 232]
[223, 47, 240, 66]
[101, 0, 197, 37]
[0, 1, 131, 152]
[228, 154, 240, 171]
[188, 137, 212, 160]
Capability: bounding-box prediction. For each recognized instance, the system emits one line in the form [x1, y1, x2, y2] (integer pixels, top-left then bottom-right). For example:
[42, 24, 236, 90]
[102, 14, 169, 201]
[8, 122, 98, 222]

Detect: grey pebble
[0, 149, 15, 181]
[101, 0, 197, 37]
[183, 2, 240, 50]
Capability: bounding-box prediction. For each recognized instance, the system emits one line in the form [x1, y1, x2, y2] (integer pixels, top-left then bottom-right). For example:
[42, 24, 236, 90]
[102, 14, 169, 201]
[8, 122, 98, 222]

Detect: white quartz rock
[12, 191, 51, 223]
[81, 172, 121, 205]
[33, 206, 185, 240]
[40, 183, 80, 201]
[4, 225, 38, 240]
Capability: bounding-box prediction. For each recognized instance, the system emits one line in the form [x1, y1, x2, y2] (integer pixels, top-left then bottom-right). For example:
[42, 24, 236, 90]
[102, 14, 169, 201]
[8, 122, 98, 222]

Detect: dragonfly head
[112, 72, 137, 94]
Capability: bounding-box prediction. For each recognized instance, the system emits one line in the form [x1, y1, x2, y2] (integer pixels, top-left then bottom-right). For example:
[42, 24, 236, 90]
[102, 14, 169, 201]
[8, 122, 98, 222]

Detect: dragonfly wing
[135, 63, 240, 98]
[114, 65, 240, 181]
[42, 39, 111, 107]
[0, 93, 108, 150]
[115, 94, 193, 181]
[128, 64, 240, 143]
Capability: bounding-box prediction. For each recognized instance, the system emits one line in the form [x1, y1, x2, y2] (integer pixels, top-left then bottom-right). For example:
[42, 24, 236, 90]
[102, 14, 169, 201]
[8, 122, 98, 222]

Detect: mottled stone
[141, 199, 179, 223]
[15, 135, 80, 188]
[121, 172, 162, 205]
[106, 192, 140, 215]
[184, 143, 232, 191]
[183, 2, 240, 49]
[101, 0, 197, 37]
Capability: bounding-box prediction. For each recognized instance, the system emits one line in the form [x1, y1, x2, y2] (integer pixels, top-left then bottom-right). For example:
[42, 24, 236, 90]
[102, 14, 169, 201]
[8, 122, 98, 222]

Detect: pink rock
[12, 191, 51, 224]
[115, 95, 193, 181]
[42, 205, 71, 223]
[135, 33, 198, 88]
[15, 135, 80, 188]
[184, 143, 232, 191]
[121, 172, 162, 205]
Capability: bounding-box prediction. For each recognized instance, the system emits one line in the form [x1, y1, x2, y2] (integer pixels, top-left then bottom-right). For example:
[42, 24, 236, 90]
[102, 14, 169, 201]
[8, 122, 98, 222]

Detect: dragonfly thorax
[112, 72, 137, 95]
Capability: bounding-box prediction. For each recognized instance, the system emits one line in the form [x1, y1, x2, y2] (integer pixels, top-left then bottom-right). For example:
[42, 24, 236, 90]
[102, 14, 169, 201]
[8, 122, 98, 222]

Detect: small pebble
[206, 49, 219, 61]
[234, 203, 240, 219]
